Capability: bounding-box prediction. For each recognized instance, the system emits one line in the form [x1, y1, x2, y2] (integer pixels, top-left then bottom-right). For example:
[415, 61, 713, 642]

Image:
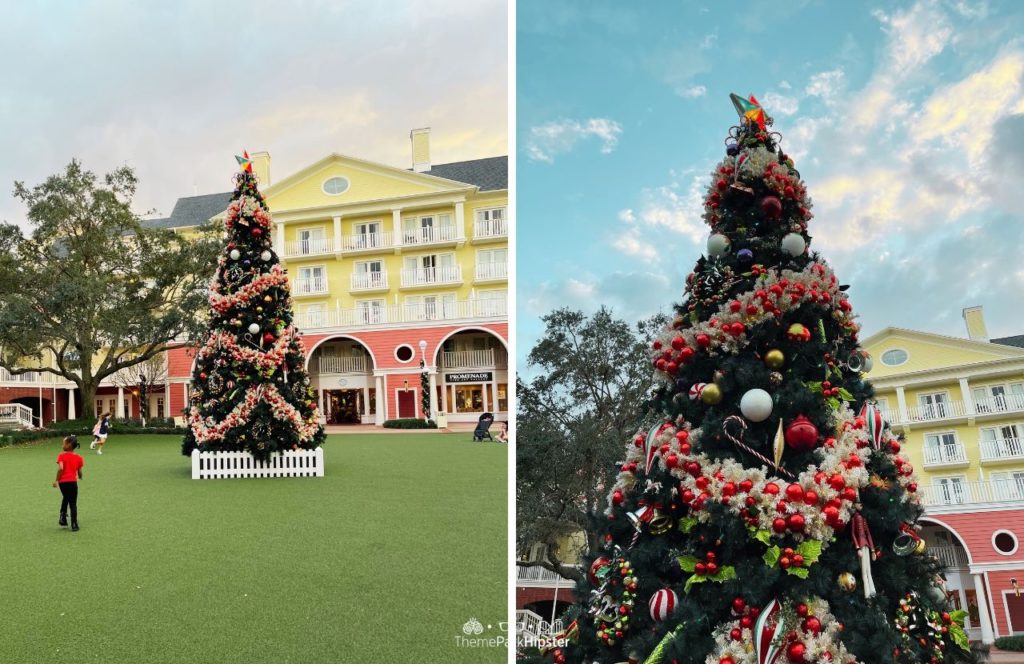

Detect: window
[298, 227, 325, 255]
[881, 349, 908, 366]
[403, 253, 456, 283]
[354, 261, 385, 289]
[352, 221, 383, 248]
[974, 383, 1024, 412]
[297, 266, 326, 294]
[497, 383, 508, 412]
[355, 299, 385, 324]
[924, 432, 961, 464]
[367, 388, 376, 415]
[477, 248, 508, 280]
[980, 425, 1023, 459]
[991, 472, 1024, 501]
[407, 294, 456, 321]
[107, 399, 116, 417]
[403, 214, 454, 243]
[993, 530, 1019, 555]
[454, 385, 485, 413]
[322, 177, 350, 195]
[918, 392, 949, 419]
[475, 207, 507, 237]
[303, 304, 326, 328]
[95, 400, 103, 416]
[933, 476, 968, 505]
[395, 344, 415, 363]
[476, 289, 507, 317]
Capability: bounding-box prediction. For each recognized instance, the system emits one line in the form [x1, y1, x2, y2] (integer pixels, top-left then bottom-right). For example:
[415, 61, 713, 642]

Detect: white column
[317, 387, 326, 425]
[275, 222, 285, 256]
[454, 201, 466, 241]
[441, 377, 449, 415]
[374, 374, 385, 425]
[960, 378, 975, 415]
[428, 371, 438, 419]
[362, 385, 370, 422]
[116, 386, 125, 418]
[67, 388, 76, 420]
[491, 378, 500, 415]
[392, 209, 403, 248]
[896, 386, 909, 423]
[332, 215, 342, 253]
[972, 572, 995, 644]
[52, 385, 57, 423]
[481, 382, 489, 412]
[164, 382, 171, 419]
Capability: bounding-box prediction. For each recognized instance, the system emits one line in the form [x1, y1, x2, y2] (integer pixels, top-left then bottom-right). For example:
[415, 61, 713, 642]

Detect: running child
[53, 434, 84, 531]
[90, 412, 111, 454]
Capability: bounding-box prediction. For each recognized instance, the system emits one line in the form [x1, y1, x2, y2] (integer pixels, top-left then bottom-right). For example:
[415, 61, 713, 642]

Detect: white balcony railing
[400, 265, 462, 287]
[0, 367, 49, 383]
[350, 273, 388, 291]
[930, 545, 969, 569]
[0, 403, 35, 429]
[975, 394, 1024, 415]
[342, 232, 392, 252]
[402, 225, 458, 246]
[293, 277, 329, 296]
[980, 437, 1024, 462]
[317, 356, 368, 374]
[904, 401, 967, 422]
[292, 298, 507, 331]
[284, 237, 334, 258]
[516, 565, 572, 584]
[475, 262, 508, 281]
[922, 443, 969, 467]
[920, 480, 1024, 507]
[474, 218, 508, 239]
[442, 349, 508, 370]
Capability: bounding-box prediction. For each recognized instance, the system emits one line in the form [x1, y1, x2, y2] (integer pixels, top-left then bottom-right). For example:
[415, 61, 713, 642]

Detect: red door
[397, 391, 416, 418]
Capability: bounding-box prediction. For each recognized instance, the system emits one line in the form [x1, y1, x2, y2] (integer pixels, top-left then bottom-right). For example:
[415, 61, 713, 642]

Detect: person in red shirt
[52, 435, 84, 531]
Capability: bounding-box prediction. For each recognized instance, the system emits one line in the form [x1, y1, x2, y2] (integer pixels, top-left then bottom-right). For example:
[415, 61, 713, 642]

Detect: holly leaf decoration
[677, 555, 698, 573]
[949, 610, 967, 624]
[805, 381, 823, 394]
[683, 565, 736, 593]
[678, 517, 699, 534]
[796, 539, 823, 566]
[836, 387, 854, 402]
[763, 546, 781, 568]
[751, 528, 772, 546]
[788, 567, 810, 579]
[949, 622, 969, 651]
[684, 574, 706, 593]
[826, 396, 841, 410]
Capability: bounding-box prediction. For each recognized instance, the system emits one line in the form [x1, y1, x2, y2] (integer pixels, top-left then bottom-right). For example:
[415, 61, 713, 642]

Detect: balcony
[400, 265, 462, 288]
[920, 480, 1024, 509]
[922, 443, 969, 468]
[442, 349, 508, 370]
[292, 277, 329, 297]
[0, 367, 50, 383]
[292, 298, 508, 332]
[317, 356, 368, 374]
[929, 545, 969, 570]
[975, 394, 1024, 417]
[516, 565, 576, 586]
[284, 237, 334, 259]
[341, 232, 393, 253]
[473, 218, 508, 241]
[981, 437, 1024, 463]
[905, 401, 968, 423]
[349, 273, 389, 292]
[401, 225, 459, 247]
[475, 262, 508, 282]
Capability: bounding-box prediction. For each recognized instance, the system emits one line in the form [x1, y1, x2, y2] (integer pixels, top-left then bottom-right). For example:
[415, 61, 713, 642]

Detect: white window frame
[322, 176, 350, 196]
[303, 303, 327, 327]
[297, 226, 326, 255]
[932, 475, 969, 505]
[918, 391, 951, 418]
[924, 431, 961, 465]
[355, 299, 386, 324]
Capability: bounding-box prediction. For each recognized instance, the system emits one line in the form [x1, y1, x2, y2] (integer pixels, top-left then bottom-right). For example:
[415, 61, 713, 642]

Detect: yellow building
[864, 306, 1024, 643]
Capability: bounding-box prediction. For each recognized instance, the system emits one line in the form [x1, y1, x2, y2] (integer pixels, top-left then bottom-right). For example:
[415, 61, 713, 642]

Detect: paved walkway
[323, 423, 482, 435]
[989, 647, 1024, 663]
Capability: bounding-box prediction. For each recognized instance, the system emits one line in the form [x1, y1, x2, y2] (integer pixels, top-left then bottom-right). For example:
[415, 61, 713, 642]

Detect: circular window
[322, 177, 350, 195]
[881, 349, 909, 366]
[993, 530, 1018, 555]
[395, 344, 415, 363]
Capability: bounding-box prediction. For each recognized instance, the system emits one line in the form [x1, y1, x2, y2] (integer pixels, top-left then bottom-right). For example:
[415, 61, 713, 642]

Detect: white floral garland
[224, 196, 272, 231]
[196, 326, 295, 373]
[189, 383, 319, 445]
[208, 264, 289, 314]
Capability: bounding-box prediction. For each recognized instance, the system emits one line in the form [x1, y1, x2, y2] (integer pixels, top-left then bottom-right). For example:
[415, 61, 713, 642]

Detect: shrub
[0, 423, 186, 448]
[382, 418, 438, 429]
[48, 417, 178, 432]
[995, 635, 1024, 651]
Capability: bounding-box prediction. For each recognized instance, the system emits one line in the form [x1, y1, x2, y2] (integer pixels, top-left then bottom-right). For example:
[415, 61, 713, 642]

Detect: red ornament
[612, 490, 624, 505]
[588, 557, 610, 585]
[787, 513, 806, 532]
[785, 416, 819, 451]
[786, 641, 806, 662]
[772, 517, 788, 533]
[252, 227, 263, 237]
[760, 195, 783, 219]
[263, 332, 275, 343]
[802, 616, 821, 634]
[785, 483, 805, 502]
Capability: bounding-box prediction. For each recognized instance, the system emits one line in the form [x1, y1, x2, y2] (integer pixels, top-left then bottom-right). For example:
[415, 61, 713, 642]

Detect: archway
[305, 335, 377, 425]
[920, 517, 980, 640]
[432, 327, 509, 425]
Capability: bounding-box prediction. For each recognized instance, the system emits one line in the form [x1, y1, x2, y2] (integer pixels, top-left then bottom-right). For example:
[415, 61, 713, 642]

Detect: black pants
[59, 482, 78, 523]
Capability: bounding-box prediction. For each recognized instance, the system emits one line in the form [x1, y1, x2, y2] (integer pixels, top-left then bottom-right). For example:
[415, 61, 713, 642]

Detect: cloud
[762, 92, 799, 116]
[611, 229, 659, 260]
[805, 69, 845, 103]
[871, 1, 954, 76]
[522, 271, 675, 322]
[525, 118, 624, 162]
[700, 31, 718, 50]
[679, 85, 708, 99]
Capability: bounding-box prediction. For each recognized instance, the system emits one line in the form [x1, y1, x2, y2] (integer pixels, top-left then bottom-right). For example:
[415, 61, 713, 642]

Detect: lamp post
[418, 339, 429, 421]
[138, 373, 148, 428]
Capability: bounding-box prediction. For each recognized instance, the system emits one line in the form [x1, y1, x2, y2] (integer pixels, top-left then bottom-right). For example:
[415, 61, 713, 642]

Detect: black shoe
[71, 522, 79, 532]
[59, 516, 68, 528]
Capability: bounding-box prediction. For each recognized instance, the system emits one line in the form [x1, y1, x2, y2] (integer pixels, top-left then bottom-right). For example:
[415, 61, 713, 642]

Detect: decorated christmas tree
[181, 154, 324, 460]
[555, 98, 976, 664]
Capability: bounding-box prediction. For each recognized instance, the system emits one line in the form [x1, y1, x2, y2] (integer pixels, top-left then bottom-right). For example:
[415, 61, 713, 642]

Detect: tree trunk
[79, 378, 98, 421]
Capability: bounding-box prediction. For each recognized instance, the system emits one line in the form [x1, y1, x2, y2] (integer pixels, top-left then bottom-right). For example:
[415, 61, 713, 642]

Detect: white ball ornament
[780, 233, 806, 256]
[229, 249, 241, 260]
[862, 352, 874, 373]
[740, 388, 773, 422]
[707, 233, 730, 258]
[247, 323, 260, 334]
[260, 251, 272, 261]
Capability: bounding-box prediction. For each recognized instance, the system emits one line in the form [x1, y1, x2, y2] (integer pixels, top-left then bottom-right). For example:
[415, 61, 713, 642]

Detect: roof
[141, 192, 231, 230]
[419, 156, 507, 191]
[992, 335, 1024, 349]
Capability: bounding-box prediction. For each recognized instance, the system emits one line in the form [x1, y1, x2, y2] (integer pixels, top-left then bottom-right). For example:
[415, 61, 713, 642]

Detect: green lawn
[0, 434, 508, 663]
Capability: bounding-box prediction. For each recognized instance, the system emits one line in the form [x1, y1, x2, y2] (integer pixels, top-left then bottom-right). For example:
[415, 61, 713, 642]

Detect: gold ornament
[773, 418, 785, 468]
[700, 383, 722, 405]
[769, 371, 783, 386]
[765, 349, 785, 369]
[838, 572, 857, 592]
[914, 539, 927, 555]
[648, 510, 672, 535]
[264, 295, 273, 303]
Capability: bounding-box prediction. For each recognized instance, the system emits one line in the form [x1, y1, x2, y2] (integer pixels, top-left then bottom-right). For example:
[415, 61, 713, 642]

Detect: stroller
[472, 412, 495, 442]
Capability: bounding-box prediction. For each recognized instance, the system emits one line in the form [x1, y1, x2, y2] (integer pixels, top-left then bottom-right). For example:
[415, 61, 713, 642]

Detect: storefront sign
[446, 371, 492, 383]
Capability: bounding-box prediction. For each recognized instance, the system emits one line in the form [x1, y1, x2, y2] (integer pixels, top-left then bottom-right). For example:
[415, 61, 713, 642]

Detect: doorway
[397, 390, 416, 418]
[326, 389, 363, 424]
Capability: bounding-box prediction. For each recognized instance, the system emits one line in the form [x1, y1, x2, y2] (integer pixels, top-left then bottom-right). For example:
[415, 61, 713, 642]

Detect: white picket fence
[191, 448, 324, 480]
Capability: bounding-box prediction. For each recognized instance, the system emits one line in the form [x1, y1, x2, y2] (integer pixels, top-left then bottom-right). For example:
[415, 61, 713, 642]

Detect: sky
[517, 0, 1024, 370]
[0, 0, 507, 224]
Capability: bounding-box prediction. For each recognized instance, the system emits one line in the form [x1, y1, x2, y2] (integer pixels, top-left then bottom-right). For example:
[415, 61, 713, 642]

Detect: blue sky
[0, 1, 505, 226]
[517, 0, 1024, 369]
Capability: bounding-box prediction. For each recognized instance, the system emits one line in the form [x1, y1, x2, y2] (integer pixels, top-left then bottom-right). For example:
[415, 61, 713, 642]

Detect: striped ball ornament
[688, 383, 706, 401]
[648, 588, 678, 622]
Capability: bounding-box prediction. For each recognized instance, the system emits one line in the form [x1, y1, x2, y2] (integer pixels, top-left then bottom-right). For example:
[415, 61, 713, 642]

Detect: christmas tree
[556, 97, 975, 664]
[181, 154, 324, 460]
